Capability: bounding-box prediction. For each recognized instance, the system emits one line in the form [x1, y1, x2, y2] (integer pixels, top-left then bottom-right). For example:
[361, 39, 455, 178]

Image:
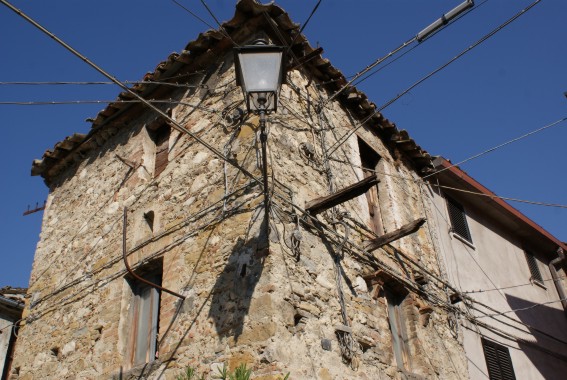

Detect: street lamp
[234, 38, 286, 226]
[234, 39, 286, 114]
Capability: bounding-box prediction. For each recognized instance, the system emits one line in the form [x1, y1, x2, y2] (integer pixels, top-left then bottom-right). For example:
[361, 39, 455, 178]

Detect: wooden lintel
[363, 218, 426, 252]
[305, 174, 379, 215]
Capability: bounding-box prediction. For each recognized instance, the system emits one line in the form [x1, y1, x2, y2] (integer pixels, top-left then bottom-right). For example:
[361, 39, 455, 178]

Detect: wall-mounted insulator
[416, 0, 474, 42]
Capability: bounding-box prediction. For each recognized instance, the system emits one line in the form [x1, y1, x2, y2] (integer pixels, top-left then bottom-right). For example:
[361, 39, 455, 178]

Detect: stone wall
[11, 51, 467, 379]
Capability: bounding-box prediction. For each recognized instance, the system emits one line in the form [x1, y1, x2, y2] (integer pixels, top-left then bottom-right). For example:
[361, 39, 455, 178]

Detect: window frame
[385, 288, 411, 371]
[357, 137, 385, 235]
[147, 123, 171, 178]
[125, 264, 162, 368]
[445, 195, 473, 243]
[481, 338, 516, 380]
[524, 250, 544, 285]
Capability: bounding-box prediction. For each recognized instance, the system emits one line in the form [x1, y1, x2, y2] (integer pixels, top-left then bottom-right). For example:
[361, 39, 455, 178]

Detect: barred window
[446, 196, 472, 243]
[524, 251, 543, 284]
[482, 338, 516, 380]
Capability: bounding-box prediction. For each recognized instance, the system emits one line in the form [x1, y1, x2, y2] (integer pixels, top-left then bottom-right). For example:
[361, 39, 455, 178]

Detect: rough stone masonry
[10, 2, 468, 379]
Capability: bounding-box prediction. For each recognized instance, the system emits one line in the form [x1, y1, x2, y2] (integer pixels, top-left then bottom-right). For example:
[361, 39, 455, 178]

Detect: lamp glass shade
[238, 51, 283, 93]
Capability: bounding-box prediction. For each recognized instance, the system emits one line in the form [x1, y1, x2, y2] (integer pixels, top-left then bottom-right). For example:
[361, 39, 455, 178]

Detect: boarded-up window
[482, 338, 516, 380]
[524, 251, 543, 284]
[358, 138, 384, 235]
[446, 195, 472, 243]
[127, 263, 162, 367]
[147, 124, 170, 178]
[386, 289, 411, 370]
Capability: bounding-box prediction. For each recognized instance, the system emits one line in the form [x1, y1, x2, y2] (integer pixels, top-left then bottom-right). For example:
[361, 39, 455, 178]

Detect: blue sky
[1, 0, 565, 288]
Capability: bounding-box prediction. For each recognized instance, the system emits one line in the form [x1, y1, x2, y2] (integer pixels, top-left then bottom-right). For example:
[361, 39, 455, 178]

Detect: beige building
[426, 157, 567, 379]
[16, 0, 567, 379]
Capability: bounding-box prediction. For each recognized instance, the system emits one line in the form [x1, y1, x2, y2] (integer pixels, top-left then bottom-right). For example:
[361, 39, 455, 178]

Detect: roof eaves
[31, 0, 433, 186]
[432, 157, 567, 253]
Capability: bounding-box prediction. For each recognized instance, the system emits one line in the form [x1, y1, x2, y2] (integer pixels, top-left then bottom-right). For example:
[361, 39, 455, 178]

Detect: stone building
[11, 1, 470, 379]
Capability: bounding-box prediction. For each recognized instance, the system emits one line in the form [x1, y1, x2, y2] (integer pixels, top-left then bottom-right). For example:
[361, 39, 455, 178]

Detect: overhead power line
[171, 0, 216, 31]
[0, 80, 204, 88]
[351, 0, 490, 89]
[287, 0, 322, 51]
[0, 99, 218, 113]
[463, 275, 567, 294]
[433, 184, 567, 209]
[477, 297, 567, 319]
[424, 116, 567, 179]
[321, 0, 476, 108]
[199, 0, 239, 47]
[325, 0, 543, 157]
[0, 0, 262, 188]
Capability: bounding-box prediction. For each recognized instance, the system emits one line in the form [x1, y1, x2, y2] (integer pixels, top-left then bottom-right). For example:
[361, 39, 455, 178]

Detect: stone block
[238, 321, 276, 345]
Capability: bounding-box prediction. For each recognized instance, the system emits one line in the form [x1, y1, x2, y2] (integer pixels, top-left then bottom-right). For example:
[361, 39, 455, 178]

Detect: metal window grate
[524, 251, 543, 283]
[446, 196, 472, 242]
[482, 338, 516, 380]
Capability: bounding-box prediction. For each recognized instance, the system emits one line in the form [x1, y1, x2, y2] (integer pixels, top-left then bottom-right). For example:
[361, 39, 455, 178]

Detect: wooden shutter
[482, 338, 516, 380]
[446, 196, 472, 242]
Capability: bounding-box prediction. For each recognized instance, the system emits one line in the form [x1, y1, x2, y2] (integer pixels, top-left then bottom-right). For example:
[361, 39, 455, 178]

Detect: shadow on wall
[208, 207, 269, 342]
[505, 294, 567, 378]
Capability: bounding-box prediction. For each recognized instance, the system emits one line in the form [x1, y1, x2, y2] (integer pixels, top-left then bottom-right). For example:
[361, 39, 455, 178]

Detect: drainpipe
[549, 247, 567, 315]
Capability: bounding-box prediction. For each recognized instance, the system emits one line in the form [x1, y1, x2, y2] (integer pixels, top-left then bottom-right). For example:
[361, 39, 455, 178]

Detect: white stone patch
[315, 274, 334, 290]
[105, 202, 120, 214]
[192, 119, 209, 133]
[183, 196, 196, 207]
[192, 151, 209, 165]
[189, 174, 208, 193]
[354, 276, 368, 293]
[61, 340, 76, 357]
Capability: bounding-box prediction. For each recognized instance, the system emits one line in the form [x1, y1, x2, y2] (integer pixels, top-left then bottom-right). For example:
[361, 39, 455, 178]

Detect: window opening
[143, 211, 155, 233]
[524, 251, 543, 284]
[445, 195, 472, 243]
[147, 124, 170, 178]
[385, 288, 411, 370]
[482, 338, 516, 380]
[127, 261, 162, 367]
[358, 137, 384, 235]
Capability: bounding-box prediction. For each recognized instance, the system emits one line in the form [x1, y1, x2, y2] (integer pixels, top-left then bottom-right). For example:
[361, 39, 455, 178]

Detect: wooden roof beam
[305, 174, 379, 216]
[363, 218, 426, 252]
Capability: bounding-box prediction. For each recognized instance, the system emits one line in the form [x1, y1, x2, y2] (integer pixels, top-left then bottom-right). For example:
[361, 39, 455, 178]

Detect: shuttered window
[358, 138, 384, 235]
[524, 251, 543, 284]
[482, 338, 516, 380]
[147, 124, 170, 178]
[386, 290, 411, 371]
[446, 196, 472, 243]
[127, 263, 162, 368]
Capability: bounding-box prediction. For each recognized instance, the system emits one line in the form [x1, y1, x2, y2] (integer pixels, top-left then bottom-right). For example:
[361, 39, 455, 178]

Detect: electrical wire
[0, 99, 217, 112]
[199, 0, 239, 47]
[0, 80, 204, 88]
[432, 184, 567, 209]
[424, 116, 567, 179]
[350, 0, 489, 89]
[325, 0, 543, 157]
[287, 0, 322, 54]
[463, 275, 567, 294]
[171, 0, 216, 31]
[476, 297, 567, 319]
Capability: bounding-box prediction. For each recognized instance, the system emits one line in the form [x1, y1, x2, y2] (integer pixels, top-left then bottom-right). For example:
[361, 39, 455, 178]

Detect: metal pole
[259, 104, 270, 234]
